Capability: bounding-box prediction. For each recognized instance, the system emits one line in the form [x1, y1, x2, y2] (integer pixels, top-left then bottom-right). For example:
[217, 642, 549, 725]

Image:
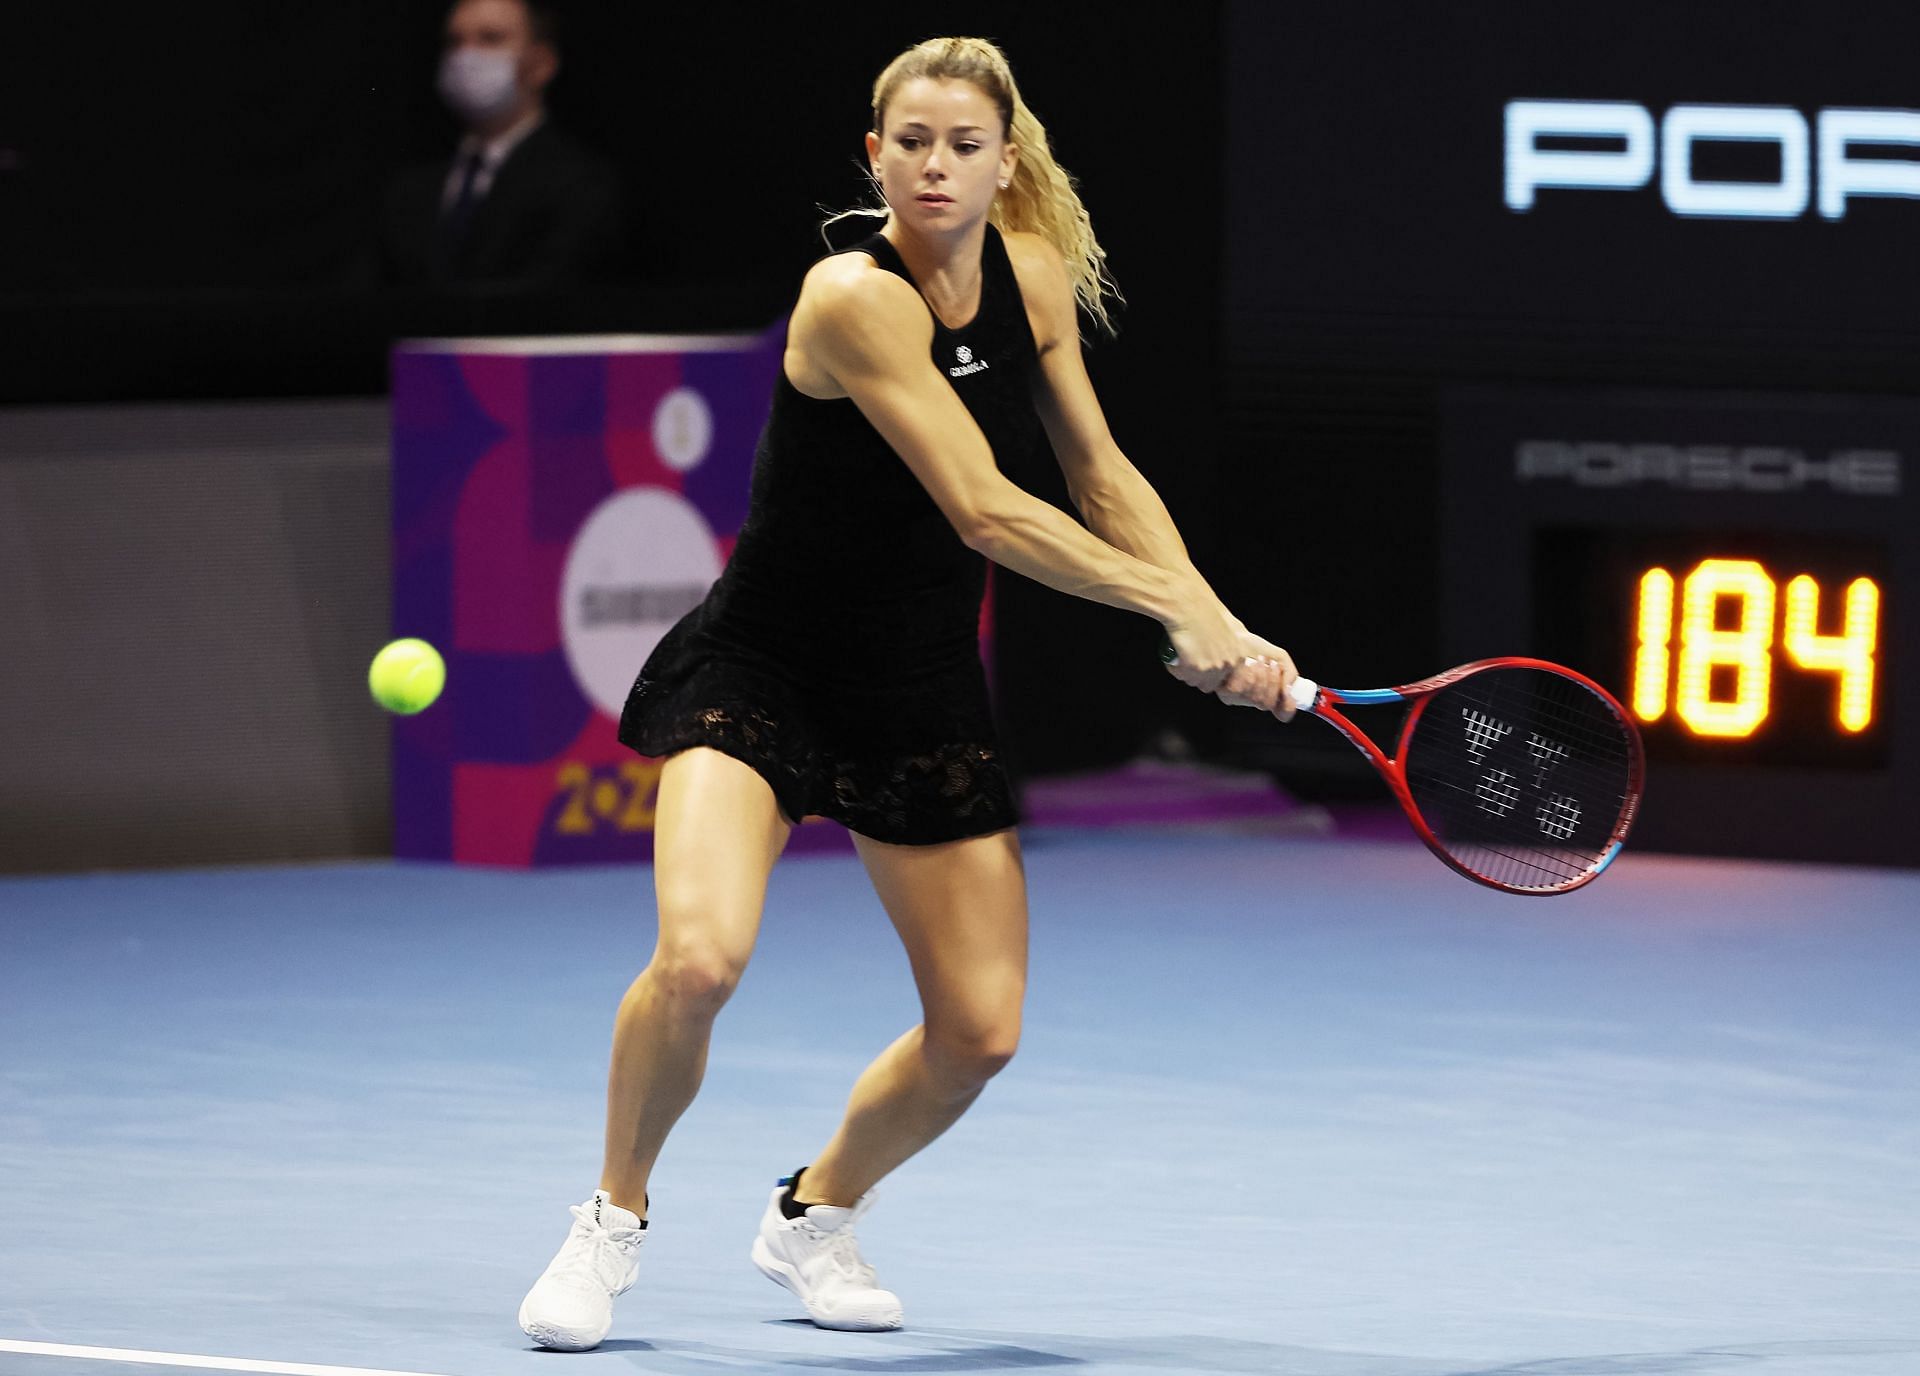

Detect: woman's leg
[599, 748, 792, 1215]
[796, 828, 1028, 1206]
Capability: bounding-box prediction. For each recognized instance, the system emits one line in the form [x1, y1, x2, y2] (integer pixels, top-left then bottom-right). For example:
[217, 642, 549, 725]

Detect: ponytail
[993, 75, 1120, 336]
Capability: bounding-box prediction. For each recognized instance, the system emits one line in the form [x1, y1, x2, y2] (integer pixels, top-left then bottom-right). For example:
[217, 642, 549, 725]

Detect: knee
[644, 939, 748, 1017]
[922, 1016, 1020, 1092]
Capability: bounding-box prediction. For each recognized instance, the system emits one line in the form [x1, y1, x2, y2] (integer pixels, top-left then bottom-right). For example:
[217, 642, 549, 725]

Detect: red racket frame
[1298, 657, 1646, 896]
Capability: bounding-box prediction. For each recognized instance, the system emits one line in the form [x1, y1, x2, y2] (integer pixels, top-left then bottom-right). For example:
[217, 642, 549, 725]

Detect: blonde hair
[829, 36, 1121, 337]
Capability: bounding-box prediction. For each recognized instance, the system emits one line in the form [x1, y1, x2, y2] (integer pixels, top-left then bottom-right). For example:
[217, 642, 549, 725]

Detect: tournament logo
[561, 489, 722, 719]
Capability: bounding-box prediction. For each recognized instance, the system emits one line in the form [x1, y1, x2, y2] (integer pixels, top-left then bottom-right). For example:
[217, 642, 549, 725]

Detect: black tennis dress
[617, 222, 1043, 843]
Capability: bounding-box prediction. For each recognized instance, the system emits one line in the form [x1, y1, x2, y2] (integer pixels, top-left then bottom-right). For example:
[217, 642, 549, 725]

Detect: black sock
[779, 1166, 814, 1219]
[597, 1192, 649, 1230]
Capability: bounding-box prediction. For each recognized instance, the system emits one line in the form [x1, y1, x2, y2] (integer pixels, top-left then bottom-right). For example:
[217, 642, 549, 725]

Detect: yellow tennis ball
[368, 638, 445, 715]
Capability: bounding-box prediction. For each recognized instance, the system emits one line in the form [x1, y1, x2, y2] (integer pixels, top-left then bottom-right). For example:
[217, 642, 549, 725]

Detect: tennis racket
[1165, 648, 1645, 895]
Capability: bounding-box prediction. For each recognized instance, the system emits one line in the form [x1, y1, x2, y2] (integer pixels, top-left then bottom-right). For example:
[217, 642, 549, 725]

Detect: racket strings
[1402, 668, 1638, 892]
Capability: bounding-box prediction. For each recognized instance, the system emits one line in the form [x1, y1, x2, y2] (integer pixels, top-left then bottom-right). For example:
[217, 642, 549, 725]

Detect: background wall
[0, 4, 1225, 870]
[0, 402, 390, 870]
[4, 3, 1917, 869]
[1215, 2, 1920, 792]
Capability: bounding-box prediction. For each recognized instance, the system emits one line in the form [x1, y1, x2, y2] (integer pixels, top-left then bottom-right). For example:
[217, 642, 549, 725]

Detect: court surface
[3, 824, 1917, 1376]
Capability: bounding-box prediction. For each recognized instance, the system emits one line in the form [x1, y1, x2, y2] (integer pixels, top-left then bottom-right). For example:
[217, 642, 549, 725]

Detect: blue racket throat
[1330, 688, 1404, 706]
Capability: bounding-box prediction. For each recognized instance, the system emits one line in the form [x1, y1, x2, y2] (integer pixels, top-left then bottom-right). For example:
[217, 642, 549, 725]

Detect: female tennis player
[517, 36, 1296, 1350]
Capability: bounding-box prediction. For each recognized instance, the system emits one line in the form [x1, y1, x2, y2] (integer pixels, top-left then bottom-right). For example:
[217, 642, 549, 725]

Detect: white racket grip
[1287, 676, 1320, 711]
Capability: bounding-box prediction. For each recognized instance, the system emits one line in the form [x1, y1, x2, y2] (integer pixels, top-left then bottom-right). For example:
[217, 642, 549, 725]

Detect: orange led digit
[1674, 558, 1775, 738]
[1784, 574, 1879, 732]
[1632, 567, 1675, 722]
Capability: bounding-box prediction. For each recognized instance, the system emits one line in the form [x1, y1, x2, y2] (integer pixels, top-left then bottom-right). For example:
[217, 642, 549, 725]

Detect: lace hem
[621, 689, 1017, 845]
[825, 739, 1019, 844]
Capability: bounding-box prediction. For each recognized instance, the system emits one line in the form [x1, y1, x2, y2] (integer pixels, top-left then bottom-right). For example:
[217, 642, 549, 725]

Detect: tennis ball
[368, 638, 445, 715]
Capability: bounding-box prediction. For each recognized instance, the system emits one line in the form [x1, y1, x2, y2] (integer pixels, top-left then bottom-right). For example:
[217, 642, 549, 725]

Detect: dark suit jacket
[381, 121, 627, 288]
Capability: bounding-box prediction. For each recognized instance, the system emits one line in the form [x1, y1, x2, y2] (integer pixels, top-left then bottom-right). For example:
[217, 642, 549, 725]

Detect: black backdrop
[1217, 0, 1920, 792]
[0, 2, 1226, 780]
[11, 2, 1919, 790]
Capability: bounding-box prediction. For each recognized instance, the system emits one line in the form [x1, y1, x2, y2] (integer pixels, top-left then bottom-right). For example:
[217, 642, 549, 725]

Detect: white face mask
[437, 48, 520, 125]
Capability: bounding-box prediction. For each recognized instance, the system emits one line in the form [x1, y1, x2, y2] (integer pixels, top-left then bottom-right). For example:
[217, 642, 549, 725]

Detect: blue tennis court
[11, 3, 1920, 1374]
[5, 824, 1916, 1376]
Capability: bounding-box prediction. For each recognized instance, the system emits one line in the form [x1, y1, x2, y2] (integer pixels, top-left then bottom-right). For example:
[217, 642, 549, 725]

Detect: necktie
[437, 149, 488, 269]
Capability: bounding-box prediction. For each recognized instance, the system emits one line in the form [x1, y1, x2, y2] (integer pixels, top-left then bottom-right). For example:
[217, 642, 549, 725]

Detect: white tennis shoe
[517, 1190, 645, 1350]
[750, 1180, 903, 1330]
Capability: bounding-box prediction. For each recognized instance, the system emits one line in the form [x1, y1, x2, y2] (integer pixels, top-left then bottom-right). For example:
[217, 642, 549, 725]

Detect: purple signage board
[389, 327, 812, 865]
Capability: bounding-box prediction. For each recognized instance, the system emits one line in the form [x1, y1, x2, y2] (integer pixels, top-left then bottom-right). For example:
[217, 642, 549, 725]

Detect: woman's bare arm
[1002, 232, 1297, 710]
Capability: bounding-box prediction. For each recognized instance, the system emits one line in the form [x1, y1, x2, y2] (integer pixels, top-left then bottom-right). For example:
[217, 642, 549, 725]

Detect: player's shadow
[757, 1322, 1080, 1369]
[638, 1332, 1920, 1374]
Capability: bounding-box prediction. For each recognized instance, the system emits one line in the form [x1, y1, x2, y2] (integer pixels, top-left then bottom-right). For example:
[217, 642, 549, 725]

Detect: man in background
[382, 0, 626, 289]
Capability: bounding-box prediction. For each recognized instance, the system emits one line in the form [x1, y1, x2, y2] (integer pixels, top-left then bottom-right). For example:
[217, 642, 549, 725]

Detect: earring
[999, 179, 1010, 189]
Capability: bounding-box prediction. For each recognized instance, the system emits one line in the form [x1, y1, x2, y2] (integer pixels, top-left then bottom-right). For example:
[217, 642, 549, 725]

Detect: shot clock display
[1534, 532, 1890, 771]
[1442, 386, 1918, 867]
[1633, 563, 1878, 738]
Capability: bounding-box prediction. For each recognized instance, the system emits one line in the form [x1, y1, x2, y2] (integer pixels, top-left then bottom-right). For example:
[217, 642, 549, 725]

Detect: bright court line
[0, 1340, 454, 1376]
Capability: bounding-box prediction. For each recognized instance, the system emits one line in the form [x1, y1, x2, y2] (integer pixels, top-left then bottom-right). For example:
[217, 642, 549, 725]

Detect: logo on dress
[948, 343, 990, 378]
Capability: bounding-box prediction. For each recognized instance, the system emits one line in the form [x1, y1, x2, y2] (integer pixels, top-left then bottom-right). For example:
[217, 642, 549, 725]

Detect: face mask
[437, 48, 520, 125]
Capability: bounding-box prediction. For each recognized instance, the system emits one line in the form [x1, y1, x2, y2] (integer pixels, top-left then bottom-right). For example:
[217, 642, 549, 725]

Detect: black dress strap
[836, 225, 1025, 344]
[843, 229, 905, 273]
